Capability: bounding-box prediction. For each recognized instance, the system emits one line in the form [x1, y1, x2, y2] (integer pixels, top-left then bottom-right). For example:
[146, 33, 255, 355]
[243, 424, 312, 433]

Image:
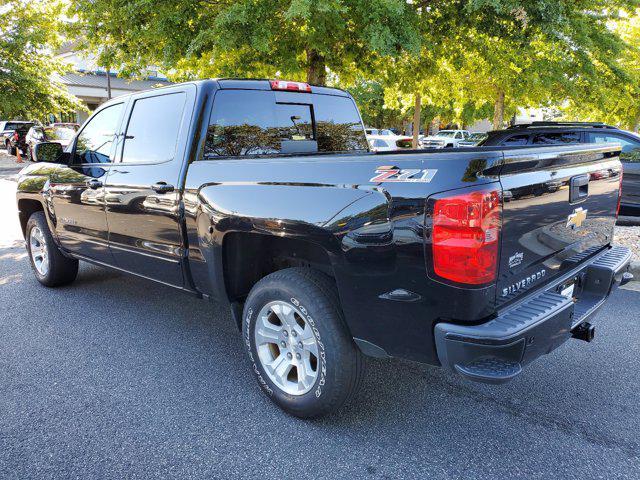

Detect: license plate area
[558, 278, 577, 300]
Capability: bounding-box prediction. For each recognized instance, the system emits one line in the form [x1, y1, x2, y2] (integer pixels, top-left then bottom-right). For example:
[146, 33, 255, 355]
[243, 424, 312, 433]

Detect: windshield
[436, 131, 456, 138]
[46, 127, 76, 141]
[6, 122, 34, 131]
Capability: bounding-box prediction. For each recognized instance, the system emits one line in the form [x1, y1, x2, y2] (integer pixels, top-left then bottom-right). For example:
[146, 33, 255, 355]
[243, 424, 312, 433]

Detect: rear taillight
[269, 80, 312, 93]
[432, 188, 502, 285]
[616, 171, 623, 218]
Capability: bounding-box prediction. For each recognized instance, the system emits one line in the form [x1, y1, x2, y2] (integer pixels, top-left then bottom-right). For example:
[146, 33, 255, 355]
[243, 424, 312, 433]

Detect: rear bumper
[435, 245, 632, 384]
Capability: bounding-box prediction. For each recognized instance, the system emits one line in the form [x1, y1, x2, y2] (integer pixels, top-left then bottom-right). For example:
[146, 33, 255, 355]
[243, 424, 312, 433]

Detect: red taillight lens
[269, 80, 312, 93]
[616, 170, 623, 218]
[432, 189, 502, 285]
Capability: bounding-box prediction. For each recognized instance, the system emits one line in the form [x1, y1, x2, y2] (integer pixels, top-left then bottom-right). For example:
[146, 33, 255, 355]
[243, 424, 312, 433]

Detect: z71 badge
[370, 166, 437, 183]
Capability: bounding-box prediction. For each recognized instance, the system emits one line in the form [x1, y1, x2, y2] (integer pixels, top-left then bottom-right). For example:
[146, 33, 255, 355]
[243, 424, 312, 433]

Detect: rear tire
[26, 211, 78, 287]
[242, 267, 364, 418]
[6, 141, 16, 156]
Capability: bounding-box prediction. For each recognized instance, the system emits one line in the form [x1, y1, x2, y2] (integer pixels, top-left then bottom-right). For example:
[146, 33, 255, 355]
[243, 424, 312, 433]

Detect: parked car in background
[7, 124, 33, 156]
[367, 135, 413, 152]
[478, 122, 640, 216]
[420, 129, 470, 148]
[1, 121, 35, 155]
[368, 137, 397, 152]
[365, 127, 395, 136]
[25, 125, 78, 162]
[458, 132, 488, 147]
[50, 122, 80, 131]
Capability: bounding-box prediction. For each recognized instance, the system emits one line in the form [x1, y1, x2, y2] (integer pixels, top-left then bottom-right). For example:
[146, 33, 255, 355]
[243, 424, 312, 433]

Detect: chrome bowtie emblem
[566, 207, 588, 229]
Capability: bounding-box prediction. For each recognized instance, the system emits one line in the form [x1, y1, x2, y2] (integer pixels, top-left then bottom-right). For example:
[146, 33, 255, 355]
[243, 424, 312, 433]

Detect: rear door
[497, 144, 622, 306]
[104, 85, 195, 286]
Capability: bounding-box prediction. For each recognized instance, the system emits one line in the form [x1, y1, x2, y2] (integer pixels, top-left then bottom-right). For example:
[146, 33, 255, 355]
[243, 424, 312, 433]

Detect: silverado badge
[370, 166, 437, 183]
[566, 207, 588, 229]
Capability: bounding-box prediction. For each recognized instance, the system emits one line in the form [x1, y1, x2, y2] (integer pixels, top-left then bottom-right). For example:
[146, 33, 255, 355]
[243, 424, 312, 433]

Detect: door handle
[151, 182, 175, 194]
[87, 179, 103, 190]
[569, 174, 589, 203]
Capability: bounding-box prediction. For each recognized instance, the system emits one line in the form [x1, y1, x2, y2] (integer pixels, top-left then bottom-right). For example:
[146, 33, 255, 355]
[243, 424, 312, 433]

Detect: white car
[367, 135, 413, 152]
[368, 136, 397, 152]
[420, 130, 470, 149]
[365, 128, 396, 137]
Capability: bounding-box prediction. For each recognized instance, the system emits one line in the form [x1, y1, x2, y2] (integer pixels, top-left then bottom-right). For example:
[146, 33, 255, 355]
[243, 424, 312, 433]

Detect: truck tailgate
[496, 144, 623, 306]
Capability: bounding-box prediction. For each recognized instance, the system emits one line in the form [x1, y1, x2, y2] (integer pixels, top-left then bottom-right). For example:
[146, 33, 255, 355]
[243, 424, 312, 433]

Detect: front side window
[121, 92, 186, 163]
[205, 90, 367, 157]
[588, 133, 640, 163]
[532, 131, 581, 145]
[74, 103, 124, 164]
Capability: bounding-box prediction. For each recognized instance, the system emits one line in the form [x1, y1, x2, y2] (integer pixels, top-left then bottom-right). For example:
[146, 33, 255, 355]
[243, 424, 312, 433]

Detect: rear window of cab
[204, 90, 368, 157]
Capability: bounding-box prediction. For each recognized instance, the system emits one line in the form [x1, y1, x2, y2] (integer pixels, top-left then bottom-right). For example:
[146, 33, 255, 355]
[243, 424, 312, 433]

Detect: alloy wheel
[29, 226, 49, 276]
[254, 300, 320, 396]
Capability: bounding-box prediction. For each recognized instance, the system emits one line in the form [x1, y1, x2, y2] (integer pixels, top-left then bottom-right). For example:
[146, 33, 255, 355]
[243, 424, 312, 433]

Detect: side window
[205, 90, 368, 157]
[587, 133, 640, 163]
[121, 92, 186, 163]
[532, 131, 581, 145]
[455, 132, 462, 139]
[74, 103, 124, 164]
[503, 134, 530, 146]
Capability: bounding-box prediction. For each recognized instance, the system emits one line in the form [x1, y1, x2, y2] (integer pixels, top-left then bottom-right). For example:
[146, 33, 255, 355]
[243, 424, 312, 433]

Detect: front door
[104, 87, 194, 287]
[49, 102, 126, 264]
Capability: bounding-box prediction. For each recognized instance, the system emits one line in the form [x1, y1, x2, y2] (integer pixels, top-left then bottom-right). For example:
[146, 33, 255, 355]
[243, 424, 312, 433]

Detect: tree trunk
[412, 92, 421, 149]
[492, 89, 505, 130]
[306, 49, 326, 86]
[106, 67, 112, 100]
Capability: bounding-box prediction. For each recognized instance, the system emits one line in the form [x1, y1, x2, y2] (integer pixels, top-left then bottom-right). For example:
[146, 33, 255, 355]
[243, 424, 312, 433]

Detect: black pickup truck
[17, 79, 633, 417]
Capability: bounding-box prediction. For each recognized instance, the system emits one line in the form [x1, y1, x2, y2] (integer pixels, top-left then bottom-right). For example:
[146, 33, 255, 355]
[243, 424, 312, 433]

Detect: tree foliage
[0, 0, 82, 120]
[69, 0, 422, 84]
[68, 0, 640, 130]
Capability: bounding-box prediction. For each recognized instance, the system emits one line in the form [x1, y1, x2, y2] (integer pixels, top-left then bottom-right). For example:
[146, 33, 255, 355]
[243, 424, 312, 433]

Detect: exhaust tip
[572, 322, 595, 342]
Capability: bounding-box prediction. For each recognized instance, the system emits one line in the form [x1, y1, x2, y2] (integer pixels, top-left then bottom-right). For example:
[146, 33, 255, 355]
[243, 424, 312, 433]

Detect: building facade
[55, 47, 171, 124]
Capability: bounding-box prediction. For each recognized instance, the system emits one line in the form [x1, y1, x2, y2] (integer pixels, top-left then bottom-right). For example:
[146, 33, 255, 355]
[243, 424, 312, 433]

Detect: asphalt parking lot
[1, 153, 639, 479]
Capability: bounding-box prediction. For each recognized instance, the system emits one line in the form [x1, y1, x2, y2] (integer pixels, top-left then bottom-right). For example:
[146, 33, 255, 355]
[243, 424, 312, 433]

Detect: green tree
[386, 1, 640, 132]
[69, 0, 422, 85]
[347, 80, 408, 129]
[562, 11, 640, 131]
[0, 0, 82, 119]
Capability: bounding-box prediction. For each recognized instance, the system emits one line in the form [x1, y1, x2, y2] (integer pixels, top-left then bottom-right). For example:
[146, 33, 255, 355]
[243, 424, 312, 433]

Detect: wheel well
[223, 232, 335, 308]
[17, 199, 44, 237]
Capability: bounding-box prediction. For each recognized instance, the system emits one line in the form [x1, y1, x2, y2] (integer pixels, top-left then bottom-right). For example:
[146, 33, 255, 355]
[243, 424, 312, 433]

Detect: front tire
[242, 268, 363, 418]
[6, 142, 16, 156]
[26, 212, 78, 287]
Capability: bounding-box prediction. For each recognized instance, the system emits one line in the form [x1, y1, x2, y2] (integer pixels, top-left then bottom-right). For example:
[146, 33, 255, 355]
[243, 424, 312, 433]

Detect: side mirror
[33, 142, 65, 163]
